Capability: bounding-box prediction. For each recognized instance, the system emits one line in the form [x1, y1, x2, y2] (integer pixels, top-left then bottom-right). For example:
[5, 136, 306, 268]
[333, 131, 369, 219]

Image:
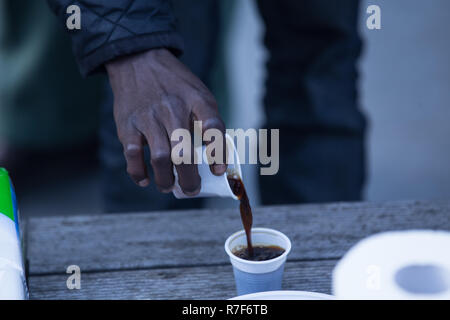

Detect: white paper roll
[0, 266, 26, 300]
[0, 214, 27, 300]
[0, 168, 27, 300]
[332, 230, 450, 300]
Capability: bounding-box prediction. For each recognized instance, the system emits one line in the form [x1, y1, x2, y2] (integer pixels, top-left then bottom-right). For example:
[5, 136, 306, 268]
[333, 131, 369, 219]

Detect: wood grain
[26, 201, 450, 275]
[29, 259, 336, 300]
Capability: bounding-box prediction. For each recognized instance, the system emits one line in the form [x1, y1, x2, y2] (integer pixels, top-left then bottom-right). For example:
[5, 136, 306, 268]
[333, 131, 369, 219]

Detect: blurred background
[0, 0, 449, 217]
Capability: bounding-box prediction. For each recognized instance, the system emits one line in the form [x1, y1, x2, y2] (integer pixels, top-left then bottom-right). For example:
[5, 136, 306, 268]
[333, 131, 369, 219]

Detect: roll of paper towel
[0, 168, 28, 300]
[332, 230, 450, 299]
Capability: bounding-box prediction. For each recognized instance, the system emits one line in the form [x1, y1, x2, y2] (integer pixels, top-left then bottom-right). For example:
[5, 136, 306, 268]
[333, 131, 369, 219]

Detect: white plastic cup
[225, 228, 292, 295]
[172, 134, 242, 199]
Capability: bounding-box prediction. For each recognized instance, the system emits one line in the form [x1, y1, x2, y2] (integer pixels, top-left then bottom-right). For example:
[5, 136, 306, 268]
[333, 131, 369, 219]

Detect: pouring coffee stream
[227, 172, 254, 257]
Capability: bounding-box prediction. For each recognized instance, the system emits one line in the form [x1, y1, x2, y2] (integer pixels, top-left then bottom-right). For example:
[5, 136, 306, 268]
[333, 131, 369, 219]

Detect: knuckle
[134, 108, 156, 129]
[161, 94, 183, 111]
[200, 90, 217, 105]
[203, 117, 225, 131]
[191, 92, 217, 110]
[157, 97, 188, 125]
[151, 151, 172, 167]
[124, 145, 143, 159]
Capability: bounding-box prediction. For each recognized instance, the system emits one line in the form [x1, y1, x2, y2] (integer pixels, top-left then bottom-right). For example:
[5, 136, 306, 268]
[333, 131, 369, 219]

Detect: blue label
[10, 181, 20, 239]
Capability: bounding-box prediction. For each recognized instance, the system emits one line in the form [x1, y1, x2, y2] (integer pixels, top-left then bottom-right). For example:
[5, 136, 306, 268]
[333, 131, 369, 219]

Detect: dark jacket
[47, 0, 183, 77]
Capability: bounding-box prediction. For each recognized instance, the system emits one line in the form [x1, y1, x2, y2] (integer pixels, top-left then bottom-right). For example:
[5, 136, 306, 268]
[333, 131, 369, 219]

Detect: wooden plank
[28, 259, 336, 300]
[27, 200, 450, 275]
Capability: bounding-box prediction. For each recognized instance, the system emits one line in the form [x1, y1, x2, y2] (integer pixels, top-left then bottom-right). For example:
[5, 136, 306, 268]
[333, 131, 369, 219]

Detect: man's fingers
[120, 132, 149, 187]
[166, 124, 202, 196]
[172, 143, 201, 196]
[152, 96, 202, 196]
[142, 121, 175, 193]
[193, 101, 228, 176]
[151, 149, 175, 193]
[205, 122, 227, 176]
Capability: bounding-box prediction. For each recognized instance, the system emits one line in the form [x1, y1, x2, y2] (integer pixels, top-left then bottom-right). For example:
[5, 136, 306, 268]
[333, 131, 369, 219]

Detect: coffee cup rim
[224, 227, 292, 266]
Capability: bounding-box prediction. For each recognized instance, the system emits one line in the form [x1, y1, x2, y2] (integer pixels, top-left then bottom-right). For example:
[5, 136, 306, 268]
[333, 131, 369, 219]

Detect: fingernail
[159, 186, 173, 193]
[184, 185, 201, 197]
[213, 164, 227, 176]
[138, 179, 150, 187]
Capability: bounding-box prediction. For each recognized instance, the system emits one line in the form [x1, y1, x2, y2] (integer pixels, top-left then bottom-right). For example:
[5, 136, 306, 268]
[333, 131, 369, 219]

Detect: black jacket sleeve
[47, 0, 184, 76]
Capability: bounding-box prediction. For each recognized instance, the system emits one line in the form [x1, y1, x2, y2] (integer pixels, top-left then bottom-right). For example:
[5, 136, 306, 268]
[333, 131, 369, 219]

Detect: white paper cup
[225, 228, 292, 295]
[172, 134, 242, 199]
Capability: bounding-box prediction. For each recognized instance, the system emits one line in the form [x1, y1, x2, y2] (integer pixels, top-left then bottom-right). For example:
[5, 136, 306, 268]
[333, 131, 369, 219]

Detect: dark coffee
[232, 245, 285, 261]
[227, 173, 254, 257]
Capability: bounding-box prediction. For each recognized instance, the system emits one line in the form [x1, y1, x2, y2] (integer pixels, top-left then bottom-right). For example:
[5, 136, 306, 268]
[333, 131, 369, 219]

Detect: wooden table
[25, 200, 450, 299]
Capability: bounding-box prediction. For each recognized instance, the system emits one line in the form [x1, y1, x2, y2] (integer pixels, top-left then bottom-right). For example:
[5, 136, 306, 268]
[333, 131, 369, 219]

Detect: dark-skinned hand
[105, 48, 227, 196]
